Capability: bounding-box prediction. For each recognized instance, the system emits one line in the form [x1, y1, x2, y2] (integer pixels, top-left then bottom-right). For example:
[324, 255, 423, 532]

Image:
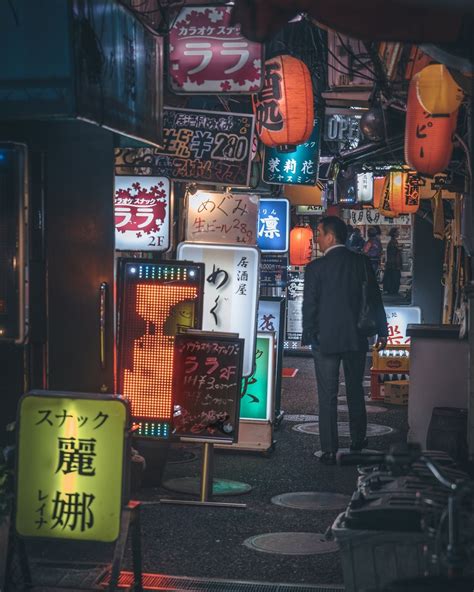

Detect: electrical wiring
[335, 33, 378, 78]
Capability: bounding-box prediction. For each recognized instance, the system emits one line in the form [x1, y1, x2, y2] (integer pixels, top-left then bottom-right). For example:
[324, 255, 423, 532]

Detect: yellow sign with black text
[16, 391, 128, 542]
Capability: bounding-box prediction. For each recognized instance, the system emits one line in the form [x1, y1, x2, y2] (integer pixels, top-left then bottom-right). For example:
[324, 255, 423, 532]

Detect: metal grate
[101, 572, 345, 592]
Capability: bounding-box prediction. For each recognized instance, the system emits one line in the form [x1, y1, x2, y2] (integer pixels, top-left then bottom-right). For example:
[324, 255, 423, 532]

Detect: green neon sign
[240, 334, 274, 421]
[16, 392, 128, 543]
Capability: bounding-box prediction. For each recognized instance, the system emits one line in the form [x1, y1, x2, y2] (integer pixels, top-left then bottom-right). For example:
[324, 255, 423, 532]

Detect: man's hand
[375, 336, 387, 350]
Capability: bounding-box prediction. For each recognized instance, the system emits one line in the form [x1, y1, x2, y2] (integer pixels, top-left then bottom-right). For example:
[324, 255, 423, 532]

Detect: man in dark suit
[302, 216, 387, 465]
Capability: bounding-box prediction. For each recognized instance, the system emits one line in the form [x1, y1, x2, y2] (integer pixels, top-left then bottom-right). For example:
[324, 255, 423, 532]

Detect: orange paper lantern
[379, 170, 420, 218]
[404, 72, 458, 176]
[372, 176, 385, 209]
[254, 55, 314, 149]
[289, 226, 313, 266]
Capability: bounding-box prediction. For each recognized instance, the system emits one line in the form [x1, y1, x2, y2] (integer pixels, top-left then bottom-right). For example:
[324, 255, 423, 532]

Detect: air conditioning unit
[0, 143, 29, 343]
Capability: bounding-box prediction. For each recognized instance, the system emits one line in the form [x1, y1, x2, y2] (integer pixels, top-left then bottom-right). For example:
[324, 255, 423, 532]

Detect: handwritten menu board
[115, 107, 254, 187]
[186, 191, 259, 245]
[172, 333, 244, 442]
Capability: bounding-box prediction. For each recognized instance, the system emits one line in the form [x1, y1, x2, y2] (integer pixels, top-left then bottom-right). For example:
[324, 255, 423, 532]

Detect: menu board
[286, 270, 305, 341]
[115, 107, 254, 187]
[172, 332, 244, 442]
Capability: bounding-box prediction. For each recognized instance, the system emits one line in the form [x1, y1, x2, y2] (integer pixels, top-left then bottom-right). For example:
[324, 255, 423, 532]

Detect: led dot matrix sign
[16, 391, 129, 543]
[118, 260, 204, 437]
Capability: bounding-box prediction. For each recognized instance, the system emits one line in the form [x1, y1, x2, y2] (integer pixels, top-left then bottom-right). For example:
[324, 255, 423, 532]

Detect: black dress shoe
[350, 438, 369, 452]
[319, 452, 337, 465]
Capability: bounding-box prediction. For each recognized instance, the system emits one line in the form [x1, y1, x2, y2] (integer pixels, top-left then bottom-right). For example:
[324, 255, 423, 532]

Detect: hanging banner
[240, 333, 275, 421]
[285, 270, 305, 341]
[114, 176, 171, 251]
[385, 306, 422, 345]
[172, 332, 244, 442]
[177, 243, 259, 377]
[257, 198, 290, 253]
[16, 391, 129, 543]
[349, 209, 412, 226]
[263, 119, 321, 185]
[117, 259, 204, 438]
[168, 5, 263, 94]
[185, 191, 259, 245]
[115, 107, 254, 187]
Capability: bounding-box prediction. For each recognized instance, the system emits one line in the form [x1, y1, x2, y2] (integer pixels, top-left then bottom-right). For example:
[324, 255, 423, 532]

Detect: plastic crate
[372, 344, 410, 372]
[332, 512, 428, 592]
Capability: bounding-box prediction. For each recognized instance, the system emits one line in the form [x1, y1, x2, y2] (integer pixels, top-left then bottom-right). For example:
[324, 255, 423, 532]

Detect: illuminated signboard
[258, 297, 286, 416]
[177, 243, 259, 377]
[118, 260, 204, 437]
[114, 176, 171, 251]
[240, 333, 275, 421]
[185, 191, 259, 245]
[357, 172, 374, 205]
[350, 209, 412, 226]
[257, 198, 290, 253]
[385, 306, 421, 345]
[172, 332, 244, 442]
[16, 391, 128, 542]
[168, 5, 263, 94]
[263, 119, 321, 186]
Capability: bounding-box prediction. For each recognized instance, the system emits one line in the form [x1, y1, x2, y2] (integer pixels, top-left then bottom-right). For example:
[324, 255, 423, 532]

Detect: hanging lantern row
[379, 169, 420, 218]
[289, 226, 313, 266]
[253, 55, 314, 151]
[405, 64, 462, 177]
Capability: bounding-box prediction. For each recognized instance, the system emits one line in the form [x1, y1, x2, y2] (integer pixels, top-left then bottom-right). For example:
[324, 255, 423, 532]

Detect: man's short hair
[319, 216, 347, 244]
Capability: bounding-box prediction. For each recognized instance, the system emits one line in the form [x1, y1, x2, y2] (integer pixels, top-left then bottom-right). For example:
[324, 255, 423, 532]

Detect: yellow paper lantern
[379, 170, 420, 218]
[416, 64, 464, 115]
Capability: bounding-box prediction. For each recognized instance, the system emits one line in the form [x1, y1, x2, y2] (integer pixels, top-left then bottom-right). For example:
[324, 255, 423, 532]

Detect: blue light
[129, 267, 137, 274]
[0, 152, 6, 162]
[189, 270, 195, 277]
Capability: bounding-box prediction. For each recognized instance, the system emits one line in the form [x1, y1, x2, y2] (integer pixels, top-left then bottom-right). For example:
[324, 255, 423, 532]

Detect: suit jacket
[302, 246, 388, 354]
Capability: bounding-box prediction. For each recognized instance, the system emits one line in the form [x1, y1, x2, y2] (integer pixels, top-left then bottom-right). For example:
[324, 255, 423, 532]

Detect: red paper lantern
[253, 55, 314, 150]
[379, 170, 420, 218]
[404, 72, 458, 176]
[289, 226, 313, 266]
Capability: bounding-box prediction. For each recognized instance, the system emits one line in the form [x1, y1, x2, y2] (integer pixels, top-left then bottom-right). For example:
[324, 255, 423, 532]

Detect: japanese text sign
[285, 270, 305, 341]
[16, 391, 129, 542]
[177, 243, 259, 377]
[240, 333, 275, 421]
[118, 260, 204, 437]
[385, 306, 421, 345]
[172, 332, 244, 442]
[349, 209, 412, 226]
[263, 119, 321, 185]
[185, 191, 259, 245]
[260, 254, 288, 294]
[115, 107, 254, 187]
[168, 5, 263, 94]
[257, 198, 290, 253]
[114, 176, 171, 251]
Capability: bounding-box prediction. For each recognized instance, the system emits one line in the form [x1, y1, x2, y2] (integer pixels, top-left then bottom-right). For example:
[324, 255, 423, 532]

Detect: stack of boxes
[370, 345, 410, 404]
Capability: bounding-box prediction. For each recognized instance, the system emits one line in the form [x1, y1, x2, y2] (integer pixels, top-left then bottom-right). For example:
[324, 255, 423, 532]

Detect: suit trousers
[312, 347, 367, 452]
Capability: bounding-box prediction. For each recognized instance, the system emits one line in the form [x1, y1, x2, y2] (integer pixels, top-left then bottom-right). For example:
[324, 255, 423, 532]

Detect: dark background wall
[412, 213, 445, 323]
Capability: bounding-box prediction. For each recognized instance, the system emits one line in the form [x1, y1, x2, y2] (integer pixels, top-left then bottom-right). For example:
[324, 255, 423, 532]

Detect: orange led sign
[118, 261, 204, 436]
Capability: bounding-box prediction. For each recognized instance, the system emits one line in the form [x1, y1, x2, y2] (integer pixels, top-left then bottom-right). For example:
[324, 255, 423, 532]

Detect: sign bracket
[11, 501, 143, 591]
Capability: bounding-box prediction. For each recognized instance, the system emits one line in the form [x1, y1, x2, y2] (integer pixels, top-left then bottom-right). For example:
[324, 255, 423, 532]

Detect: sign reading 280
[115, 107, 254, 187]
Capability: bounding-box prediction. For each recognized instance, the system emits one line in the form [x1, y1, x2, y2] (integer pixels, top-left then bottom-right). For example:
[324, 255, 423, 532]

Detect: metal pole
[200, 442, 214, 502]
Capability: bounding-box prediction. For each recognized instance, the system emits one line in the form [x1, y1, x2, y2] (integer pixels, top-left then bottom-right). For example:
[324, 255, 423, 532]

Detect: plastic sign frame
[257, 198, 290, 253]
[15, 390, 129, 543]
[177, 242, 259, 377]
[117, 259, 204, 437]
[385, 306, 422, 345]
[240, 332, 275, 421]
[114, 176, 172, 252]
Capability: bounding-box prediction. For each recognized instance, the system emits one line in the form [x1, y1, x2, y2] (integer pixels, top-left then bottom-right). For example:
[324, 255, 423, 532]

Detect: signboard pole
[108, 502, 143, 592]
[160, 442, 247, 509]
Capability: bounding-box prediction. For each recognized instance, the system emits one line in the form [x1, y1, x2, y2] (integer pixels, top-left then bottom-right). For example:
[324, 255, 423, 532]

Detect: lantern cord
[454, 133, 472, 180]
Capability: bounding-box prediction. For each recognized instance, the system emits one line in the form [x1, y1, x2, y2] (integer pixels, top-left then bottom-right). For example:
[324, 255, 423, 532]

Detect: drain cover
[162, 477, 252, 496]
[271, 492, 350, 511]
[337, 404, 387, 414]
[293, 422, 394, 437]
[284, 414, 319, 422]
[243, 532, 338, 555]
